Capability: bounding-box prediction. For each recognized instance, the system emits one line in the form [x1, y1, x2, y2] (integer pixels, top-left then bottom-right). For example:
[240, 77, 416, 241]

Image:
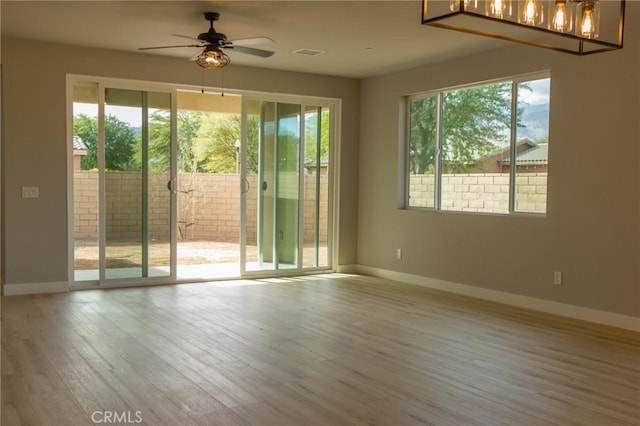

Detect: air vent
[292, 48, 325, 56]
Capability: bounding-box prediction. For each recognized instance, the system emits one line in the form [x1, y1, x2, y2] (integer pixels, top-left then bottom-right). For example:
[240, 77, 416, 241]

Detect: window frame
[404, 71, 550, 216]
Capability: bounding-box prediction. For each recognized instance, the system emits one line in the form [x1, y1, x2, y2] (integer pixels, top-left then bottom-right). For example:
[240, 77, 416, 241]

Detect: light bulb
[576, 0, 599, 39]
[553, 3, 566, 29]
[486, 0, 512, 19]
[581, 12, 592, 34]
[449, 0, 478, 12]
[195, 48, 230, 69]
[525, 2, 535, 21]
[519, 0, 543, 26]
[548, 0, 573, 32]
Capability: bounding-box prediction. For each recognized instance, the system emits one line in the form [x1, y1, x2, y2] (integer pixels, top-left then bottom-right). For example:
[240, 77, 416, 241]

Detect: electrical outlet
[553, 271, 562, 285]
[396, 249, 402, 260]
[21, 187, 39, 199]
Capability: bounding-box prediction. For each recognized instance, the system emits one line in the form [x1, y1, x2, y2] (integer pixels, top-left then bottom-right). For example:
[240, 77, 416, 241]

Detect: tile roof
[73, 136, 87, 152]
[499, 143, 548, 165]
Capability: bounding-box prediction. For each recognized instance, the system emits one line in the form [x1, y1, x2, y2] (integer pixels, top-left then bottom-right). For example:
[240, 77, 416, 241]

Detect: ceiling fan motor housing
[203, 12, 219, 22]
[199, 12, 227, 44]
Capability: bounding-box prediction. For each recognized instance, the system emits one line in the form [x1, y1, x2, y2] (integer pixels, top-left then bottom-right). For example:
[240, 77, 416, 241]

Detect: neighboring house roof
[499, 143, 548, 165]
[73, 136, 87, 153]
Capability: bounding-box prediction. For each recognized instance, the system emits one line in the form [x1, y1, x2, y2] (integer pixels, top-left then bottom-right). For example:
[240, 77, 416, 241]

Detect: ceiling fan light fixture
[195, 47, 231, 69]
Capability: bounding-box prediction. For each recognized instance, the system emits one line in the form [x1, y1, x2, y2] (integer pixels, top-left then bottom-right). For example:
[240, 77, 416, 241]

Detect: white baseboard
[336, 264, 358, 274]
[357, 265, 640, 333]
[3, 281, 69, 296]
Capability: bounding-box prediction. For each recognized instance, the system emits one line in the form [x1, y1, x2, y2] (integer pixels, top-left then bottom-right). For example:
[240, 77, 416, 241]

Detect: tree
[144, 110, 203, 173]
[409, 96, 438, 175]
[409, 82, 524, 174]
[74, 114, 138, 171]
[194, 113, 259, 173]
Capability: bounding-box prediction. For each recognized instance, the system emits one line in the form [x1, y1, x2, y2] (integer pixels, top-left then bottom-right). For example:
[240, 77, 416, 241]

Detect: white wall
[358, 4, 640, 318]
[0, 38, 360, 289]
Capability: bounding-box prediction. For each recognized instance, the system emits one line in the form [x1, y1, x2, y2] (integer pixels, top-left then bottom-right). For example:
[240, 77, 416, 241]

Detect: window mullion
[435, 92, 443, 210]
[508, 81, 518, 213]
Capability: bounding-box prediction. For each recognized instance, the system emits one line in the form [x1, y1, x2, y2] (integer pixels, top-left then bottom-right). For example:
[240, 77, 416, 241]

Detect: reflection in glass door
[244, 99, 331, 274]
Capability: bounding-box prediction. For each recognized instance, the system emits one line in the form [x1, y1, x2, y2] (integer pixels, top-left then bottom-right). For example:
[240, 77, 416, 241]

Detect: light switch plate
[21, 187, 39, 198]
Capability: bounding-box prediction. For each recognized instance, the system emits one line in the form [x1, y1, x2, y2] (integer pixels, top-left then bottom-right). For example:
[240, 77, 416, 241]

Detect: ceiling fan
[138, 12, 274, 69]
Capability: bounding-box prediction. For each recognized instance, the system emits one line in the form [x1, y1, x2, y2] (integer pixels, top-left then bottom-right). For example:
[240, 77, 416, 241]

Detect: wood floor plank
[2, 273, 639, 425]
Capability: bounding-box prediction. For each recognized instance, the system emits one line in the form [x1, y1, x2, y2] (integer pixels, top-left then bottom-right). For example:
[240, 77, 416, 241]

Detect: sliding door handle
[241, 178, 250, 194]
[167, 177, 177, 194]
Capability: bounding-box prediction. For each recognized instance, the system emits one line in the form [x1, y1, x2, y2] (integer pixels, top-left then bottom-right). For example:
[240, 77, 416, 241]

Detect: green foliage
[74, 106, 325, 175]
[409, 82, 524, 174]
[305, 108, 330, 165]
[193, 113, 259, 174]
[442, 83, 512, 172]
[144, 110, 204, 173]
[74, 114, 138, 171]
[409, 96, 438, 175]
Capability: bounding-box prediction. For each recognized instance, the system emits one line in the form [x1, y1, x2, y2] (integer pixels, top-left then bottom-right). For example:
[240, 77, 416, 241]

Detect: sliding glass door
[72, 78, 335, 286]
[72, 84, 175, 284]
[103, 88, 173, 279]
[243, 98, 331, 274]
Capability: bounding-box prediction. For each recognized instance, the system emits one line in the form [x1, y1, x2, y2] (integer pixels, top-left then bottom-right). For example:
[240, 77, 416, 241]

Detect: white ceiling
[2, 1, 514, 78]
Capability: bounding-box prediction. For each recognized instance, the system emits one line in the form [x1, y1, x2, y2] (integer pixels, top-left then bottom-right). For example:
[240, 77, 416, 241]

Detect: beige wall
[1, 38, 359, 287]
[358, 4, 640, 317]
[2, 8, 639, 320]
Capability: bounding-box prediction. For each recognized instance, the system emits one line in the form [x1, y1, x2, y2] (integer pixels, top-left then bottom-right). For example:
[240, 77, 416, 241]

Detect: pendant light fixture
[423, 0, 625, 55]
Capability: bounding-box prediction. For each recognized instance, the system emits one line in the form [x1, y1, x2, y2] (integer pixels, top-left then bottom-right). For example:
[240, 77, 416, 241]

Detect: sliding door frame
[68, 75, 341, 289]
[68, 76, 178, 289]
[240, 93, 339, 278]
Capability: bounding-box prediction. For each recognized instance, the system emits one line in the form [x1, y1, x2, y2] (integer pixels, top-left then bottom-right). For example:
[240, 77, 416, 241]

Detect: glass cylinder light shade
[449, 0, 479, 12]
[548, 0, 574, 33]
[485, 0, 513, 19]
[519, 0, 544, 26]
[575, 0, 600, 39]
[195, 48, 231, 69]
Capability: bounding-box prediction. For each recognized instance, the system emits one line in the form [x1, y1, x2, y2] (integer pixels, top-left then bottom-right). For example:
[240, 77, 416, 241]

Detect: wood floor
[2, 274, 639, 425]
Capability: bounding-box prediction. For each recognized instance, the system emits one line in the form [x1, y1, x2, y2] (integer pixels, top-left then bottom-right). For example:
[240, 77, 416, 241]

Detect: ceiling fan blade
[188, 51, 203, 62]
[138, 44, 203, 51]
[229, 45, 274, 58]
[228, 37, 274, 46]
[172, 34, 202, 43]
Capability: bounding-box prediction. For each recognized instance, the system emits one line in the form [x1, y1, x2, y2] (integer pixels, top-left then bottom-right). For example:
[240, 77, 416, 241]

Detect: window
[406, 74, 550, 214]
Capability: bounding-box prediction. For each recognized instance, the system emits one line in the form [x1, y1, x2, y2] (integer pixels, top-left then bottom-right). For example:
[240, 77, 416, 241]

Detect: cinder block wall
[73, 171, 329, 244]
[409, 173, 547, 213]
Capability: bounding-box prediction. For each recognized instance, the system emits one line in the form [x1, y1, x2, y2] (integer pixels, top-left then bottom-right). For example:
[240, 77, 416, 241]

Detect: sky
[519, 77, 550, 106]
[74, 103, 142, 127]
